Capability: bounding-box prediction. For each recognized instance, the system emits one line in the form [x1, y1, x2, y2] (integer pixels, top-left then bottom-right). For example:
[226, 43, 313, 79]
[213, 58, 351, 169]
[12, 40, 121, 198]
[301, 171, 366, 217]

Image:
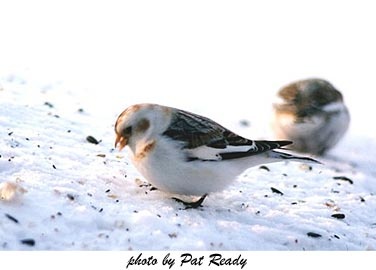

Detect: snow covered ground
[1, 0, 376, 252]
[1, 71, 376, 251]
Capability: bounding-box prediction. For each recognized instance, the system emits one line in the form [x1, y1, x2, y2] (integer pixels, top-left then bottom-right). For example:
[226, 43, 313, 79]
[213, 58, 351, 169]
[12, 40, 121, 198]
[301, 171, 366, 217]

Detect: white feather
[185, 145, 255, 160]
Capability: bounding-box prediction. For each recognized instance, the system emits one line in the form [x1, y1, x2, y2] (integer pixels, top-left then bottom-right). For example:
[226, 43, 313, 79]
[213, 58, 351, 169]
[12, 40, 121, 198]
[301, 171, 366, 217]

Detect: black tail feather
[272, 150, 322, 164]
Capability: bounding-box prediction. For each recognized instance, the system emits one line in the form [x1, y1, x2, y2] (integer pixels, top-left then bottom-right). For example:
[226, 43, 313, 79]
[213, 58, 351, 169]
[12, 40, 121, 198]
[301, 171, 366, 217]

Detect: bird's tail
[270, 150, 321, 164]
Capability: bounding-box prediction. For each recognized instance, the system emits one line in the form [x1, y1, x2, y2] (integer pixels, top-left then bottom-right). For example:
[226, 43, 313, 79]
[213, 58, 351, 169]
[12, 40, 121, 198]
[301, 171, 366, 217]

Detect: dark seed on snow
[67, 194, 75, 201]
[5, 213, 19, 224]
[44, 101, 54, 108]
[168, 233, 177, 238]
[331, 213, 345, 219]
[271, 187, 284, 195]
[259, 165, 270, 171]
[239, 119, 250, 127]
[105, 189, 110, 193]
[307, 232, 322, 238]
[333, 176, 353, 184]
[86, 135, 100, 145]
[8, 131, 14, 136]
[334, 235, 340, 239]
[20, 239, 35, 246]
[52, 164, 57, 169]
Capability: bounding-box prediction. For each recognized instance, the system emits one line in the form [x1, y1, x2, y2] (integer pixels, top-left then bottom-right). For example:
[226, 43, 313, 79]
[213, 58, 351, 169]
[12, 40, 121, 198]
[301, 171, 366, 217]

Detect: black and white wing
[162, 108, 292, 161]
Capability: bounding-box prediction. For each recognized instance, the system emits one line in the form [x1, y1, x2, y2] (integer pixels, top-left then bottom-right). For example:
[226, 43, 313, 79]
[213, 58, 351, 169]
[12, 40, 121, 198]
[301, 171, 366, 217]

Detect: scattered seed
[67, 130, 71, 133]
[8, 131, 13, 136]
[78, 108, 84, 113]
[20, 239, 35, 246]
[52, 164, 57, 169]
[307, 232, 322, 238]
[168, 233, 177, 238]
[299, 164, 312, 171]
[331, 213, 345, 219]
[5, 213, 19, 224]
[67, 194, 75, 201]
[99, 208, 103, 213]
[105, 189, 110, 193]
[86, 135, 100, 145]
[239, 119, 250, 127]
[259, 165, 270, 171]
[333, 176, 353, 184]
[293, 184, 298, 188]
[97, 154, 106, 158]
[333, 235, 340, 239]
[44, 101, 54, 108]
[360, 196, 365, 202]
[271, 187, 284, 195]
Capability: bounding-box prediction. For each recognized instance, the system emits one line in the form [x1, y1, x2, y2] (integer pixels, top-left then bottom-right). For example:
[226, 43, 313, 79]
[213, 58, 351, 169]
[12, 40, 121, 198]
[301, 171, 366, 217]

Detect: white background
[1, 0, 376, 132]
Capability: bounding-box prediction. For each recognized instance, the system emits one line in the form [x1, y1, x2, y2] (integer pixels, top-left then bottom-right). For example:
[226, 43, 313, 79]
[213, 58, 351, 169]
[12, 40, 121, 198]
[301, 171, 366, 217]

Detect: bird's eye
[123, 126, 132, 136]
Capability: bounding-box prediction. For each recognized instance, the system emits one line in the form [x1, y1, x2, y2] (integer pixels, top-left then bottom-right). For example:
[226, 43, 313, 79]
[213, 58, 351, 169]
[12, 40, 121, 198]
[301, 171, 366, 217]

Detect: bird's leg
[173, 194, 208, 209]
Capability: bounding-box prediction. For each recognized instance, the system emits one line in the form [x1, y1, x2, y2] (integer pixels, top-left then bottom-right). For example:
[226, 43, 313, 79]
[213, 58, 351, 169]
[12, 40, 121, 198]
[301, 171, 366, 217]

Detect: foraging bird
[115, 103, 318, 206]
[272, 78, 350, 155]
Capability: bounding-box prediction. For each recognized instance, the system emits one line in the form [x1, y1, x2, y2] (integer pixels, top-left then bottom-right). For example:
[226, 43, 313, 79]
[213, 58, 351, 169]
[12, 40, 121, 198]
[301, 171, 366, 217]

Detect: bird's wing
[163, 109, 292, 161]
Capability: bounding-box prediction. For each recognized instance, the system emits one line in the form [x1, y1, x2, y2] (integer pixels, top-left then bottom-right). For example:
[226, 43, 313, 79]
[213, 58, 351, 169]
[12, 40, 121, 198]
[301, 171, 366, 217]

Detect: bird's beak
[115, 134, 128, 151]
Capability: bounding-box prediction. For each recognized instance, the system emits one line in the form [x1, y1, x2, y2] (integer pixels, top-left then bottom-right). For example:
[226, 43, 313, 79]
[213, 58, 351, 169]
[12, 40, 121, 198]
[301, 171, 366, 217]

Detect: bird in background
[272, 78, 350, 156]
[115, 103, 319, 208]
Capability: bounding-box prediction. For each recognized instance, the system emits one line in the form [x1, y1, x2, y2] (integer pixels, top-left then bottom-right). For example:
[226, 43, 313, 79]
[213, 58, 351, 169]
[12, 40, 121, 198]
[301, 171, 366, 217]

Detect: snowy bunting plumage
[272, 78, 350, 155]
[115, 103, 318, 200]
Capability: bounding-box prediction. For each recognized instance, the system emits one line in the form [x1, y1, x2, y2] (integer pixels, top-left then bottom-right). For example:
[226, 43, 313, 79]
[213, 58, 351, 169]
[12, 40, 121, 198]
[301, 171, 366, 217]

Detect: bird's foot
[173, 194, 208, 209]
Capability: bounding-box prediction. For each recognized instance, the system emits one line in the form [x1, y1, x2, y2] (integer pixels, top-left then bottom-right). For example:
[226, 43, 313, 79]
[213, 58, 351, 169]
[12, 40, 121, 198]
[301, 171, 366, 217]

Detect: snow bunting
[115, 103, 318, 206]
[272, 78, 350, 155]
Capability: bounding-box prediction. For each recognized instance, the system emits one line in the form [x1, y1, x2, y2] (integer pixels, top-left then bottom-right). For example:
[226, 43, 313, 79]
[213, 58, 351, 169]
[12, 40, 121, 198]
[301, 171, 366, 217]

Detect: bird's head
[114, 103, 172, 151]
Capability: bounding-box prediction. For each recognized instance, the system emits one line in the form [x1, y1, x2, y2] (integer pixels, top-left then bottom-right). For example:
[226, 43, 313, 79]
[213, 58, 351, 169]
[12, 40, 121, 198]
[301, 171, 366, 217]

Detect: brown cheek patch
[136, 140, 156, 160]
[136, 118, 150, 133]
